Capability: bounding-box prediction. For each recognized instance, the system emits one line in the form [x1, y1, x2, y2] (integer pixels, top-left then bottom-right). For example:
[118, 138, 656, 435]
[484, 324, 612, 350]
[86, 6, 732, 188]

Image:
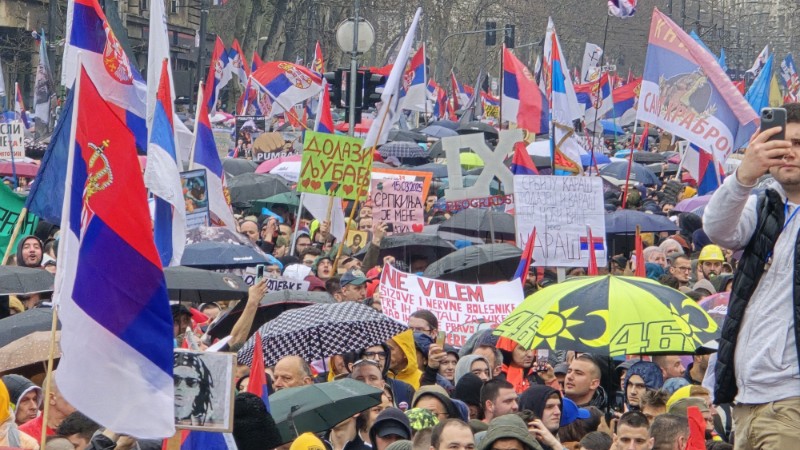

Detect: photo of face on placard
[173, 350, 235, 432]
[347, 231, 367, 254]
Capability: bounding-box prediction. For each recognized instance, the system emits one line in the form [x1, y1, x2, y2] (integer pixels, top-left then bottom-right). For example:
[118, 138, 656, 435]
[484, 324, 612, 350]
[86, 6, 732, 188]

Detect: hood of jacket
[478, 414, 543, 450]
[454, 355, 489, 384]
[389, 329, 422, 389]
[15, 235, 43, 268]
[623, 361, 664, 408]
[518, 385, 561, 421]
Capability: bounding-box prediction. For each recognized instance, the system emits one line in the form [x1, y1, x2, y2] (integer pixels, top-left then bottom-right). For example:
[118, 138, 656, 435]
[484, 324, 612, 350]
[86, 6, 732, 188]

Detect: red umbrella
[255, 155, 302, 174]
[0, 161, 39, 177]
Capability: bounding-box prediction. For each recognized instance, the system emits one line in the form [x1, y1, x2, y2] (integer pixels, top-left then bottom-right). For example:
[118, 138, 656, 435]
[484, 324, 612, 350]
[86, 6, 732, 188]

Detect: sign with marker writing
[298, 131, 371, 200]
[379, 264, 524, 347]
[513, 175, 606, 267]
[370, 168, 432, 234]
[0, 122, 25, 160]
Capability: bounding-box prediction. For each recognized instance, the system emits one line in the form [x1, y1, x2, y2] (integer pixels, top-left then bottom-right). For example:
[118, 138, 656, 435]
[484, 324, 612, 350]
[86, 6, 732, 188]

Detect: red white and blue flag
[547, 25, 585, 174]
[14, 83, 30, 129]
[61, 0, 147, 149]
[574, 72, 613, 123]
[250, 61, 322, 119]
[192, 86, 237, 230]
[55, 65, 175, 438]
[203, 37, 233, 114]
[608, 0, 637, 18]
[170, 430, 237, 450]
[145, 60, 185, 267]
[450, 71, 469, 110]
[502, 46, 548, 134]
[639, 8, 758, 164]
[400, 45, 428, 112]
[251, 51, 264, 73]
[608, 77, 641, 121]
[513, 227, 537, 285]
[246, 334, 270, 409]
[313, 41, 324, 74]
[511, 141, 538, 175]
[229, 39, 250, 90]
[427, 80, 447, 119]
[314, 80, 334, 134]
[683, 143, 723, 195]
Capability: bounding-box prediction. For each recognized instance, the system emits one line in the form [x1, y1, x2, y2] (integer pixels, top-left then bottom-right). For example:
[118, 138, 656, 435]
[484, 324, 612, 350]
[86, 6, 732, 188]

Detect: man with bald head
[272, 355, 314, 391]
[240, 220, 260, 244]
[20, 371, 77, 444]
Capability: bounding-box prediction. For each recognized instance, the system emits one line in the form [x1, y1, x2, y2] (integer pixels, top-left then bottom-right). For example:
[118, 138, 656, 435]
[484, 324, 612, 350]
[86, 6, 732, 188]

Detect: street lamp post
[335, 1, 375, 136]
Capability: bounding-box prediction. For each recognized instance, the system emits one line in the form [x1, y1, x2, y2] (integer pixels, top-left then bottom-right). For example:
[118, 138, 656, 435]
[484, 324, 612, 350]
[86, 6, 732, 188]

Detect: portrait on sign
[173, 350, 235, 432]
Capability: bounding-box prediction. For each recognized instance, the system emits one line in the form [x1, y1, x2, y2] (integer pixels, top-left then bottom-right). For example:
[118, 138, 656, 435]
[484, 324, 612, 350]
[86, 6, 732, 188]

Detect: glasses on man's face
[410, 326, 431, 333]
[174, 375, 201, 388]
[362, 351, 387, 360]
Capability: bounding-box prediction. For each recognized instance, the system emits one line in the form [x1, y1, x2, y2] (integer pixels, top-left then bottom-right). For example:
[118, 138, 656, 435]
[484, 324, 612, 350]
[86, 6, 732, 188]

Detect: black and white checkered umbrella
[378, 141, 429, 159]
[238, 302, 408, 366]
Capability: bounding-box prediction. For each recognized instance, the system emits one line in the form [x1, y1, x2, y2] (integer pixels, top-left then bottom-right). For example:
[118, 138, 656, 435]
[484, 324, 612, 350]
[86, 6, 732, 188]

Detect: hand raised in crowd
[427, 343, 446, 370]
[528, 418, 561, 450]
[537, 363, 556, 384]
[317, 220, 331, 241]
[372, 220, 388, 246]
[737, 126, 792, 186]
[250, 277, 268, 300]
[262, 218, 277, 243]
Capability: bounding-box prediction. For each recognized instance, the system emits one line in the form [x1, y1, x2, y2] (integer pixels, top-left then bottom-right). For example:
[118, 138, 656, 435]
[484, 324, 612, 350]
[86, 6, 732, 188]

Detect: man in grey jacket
[703, 104, 800, 450]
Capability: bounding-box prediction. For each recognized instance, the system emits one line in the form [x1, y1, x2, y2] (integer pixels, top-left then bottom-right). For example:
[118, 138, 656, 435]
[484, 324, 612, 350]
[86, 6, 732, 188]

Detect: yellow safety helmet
[698, 244, 724, 262]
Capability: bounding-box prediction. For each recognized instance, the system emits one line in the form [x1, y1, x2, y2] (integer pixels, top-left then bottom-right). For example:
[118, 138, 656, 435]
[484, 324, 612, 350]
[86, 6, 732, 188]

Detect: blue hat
[341, 269, 368, 287]
[560, 397, 591, 427]
[413, 332, 434, 356]
[264, 254, 283, 270]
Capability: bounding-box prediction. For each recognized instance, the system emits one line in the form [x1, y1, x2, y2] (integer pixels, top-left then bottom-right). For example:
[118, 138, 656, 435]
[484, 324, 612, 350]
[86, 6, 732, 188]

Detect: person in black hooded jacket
[518, 385, 563, 450]
[15, 235, 44, 268]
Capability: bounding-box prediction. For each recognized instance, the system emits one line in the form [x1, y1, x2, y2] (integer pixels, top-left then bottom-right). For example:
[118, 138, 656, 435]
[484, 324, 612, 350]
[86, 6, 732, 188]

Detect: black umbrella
[378, 141, 429, 159]
[438, 209, 516, 241]
[457, 121, 498, 136]
[181, 241, 270, 269]
[206, 290, 335, 340]
[379, 233, 456, 265]
[269, 379, 383, 444]
[412, 163, 452, 178]
[421, 125, 459, 138]
[222, 158, 259, 177]
[420, 225, 485, 245]
[0, 267, 54, 295]
[0, 307, 58, 348]
[423, 243, 522, 283]
[430, 120, 458, 130]
[599, 161, 660, 186]
[605, 210, 679, 234]
[632, 152, 665, 164]
[164, 266, 249, 303]
[227, 173, 292, 205]
[388, 129, 427, 143]
[645, 162, 680, 175]
[237, 302, 407, 366]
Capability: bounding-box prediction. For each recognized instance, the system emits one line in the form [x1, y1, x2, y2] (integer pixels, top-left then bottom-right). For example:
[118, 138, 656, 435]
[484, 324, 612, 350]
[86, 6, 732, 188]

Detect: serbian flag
[428, 80, 447, 119]
[246, 334, 270, 409]
[608, 77, 641, 119]
[61, 0, 147, 149]
[639, 8, 757, 165]
[203, 37, 233, 114]
[229, 39, 250, 89]
[313, 41, 324, 73]
[574, 72, 613, 123]
[683, 143, 723, 195]
[549, 30, 585, 174]
[511, 141, 538, 175]
[251, 50, 264, 73]
[14, 83, 29, 129]
[608, 0, 637, 18]
[400, 45, 428, 112]
[145, 59, 185, 267]
[502, 47, 548, 134]
[514, 227, 537, 285]
[450, 71, 468, 109]
[314, 80, 334, 134]
[167, 430, 237, 450]
[250, 61, 322, 119]
[586, 226, 599, 276]
[55, 65, 175, 438]
[191, 86, 237, 230]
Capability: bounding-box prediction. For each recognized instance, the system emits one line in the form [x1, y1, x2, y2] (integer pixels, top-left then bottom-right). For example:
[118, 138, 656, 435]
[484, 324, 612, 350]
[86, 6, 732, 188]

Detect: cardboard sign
[370, 168, 432, 234]
[181, 169, 210, 229]
[445, 194, 514, 212]
[513, 175, 607, 267]
[265, 275, 310, 292]
[0, 122, 25, 160]
[379, 264, 524, 347]
[442, 129, 523, 200]
[298, 131, 371, 200]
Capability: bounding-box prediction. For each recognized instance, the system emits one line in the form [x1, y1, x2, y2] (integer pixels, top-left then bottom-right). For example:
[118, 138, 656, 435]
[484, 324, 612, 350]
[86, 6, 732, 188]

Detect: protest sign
[265, 275, 310, 292]
[379, 264, 524, 347]
[298, 131, 371, 200]
[0, 122, 25, 159]
[443, 129, 522, 200]
[0, 183, 38, 253]
[233, 115, 267, 159]
[445, 194, 514, 212]
[370, 168, 432, 234]
[181, 169, 210, 229]
[513, 175, 606, 267]
[173, 350, 234, 432]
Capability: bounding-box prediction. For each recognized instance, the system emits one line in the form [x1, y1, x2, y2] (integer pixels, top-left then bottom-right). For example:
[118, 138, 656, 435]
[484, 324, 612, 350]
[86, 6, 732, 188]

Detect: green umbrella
[460, 152, 484, 168]
[494, 275, 719, 356]
[269, 378, 383, 443]
[249, 191, 301, 214]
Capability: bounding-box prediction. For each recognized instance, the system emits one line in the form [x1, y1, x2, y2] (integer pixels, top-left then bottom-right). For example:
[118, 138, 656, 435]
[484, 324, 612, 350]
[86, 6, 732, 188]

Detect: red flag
[251, 51, 264, 72]
[313, 41, 324, 73]
[450, 71, 462, 110]
[634, 226, 646, 277]
[247, 334, 270, 407]
[587, 226, 598, 276]
[514, 227, 537, 284]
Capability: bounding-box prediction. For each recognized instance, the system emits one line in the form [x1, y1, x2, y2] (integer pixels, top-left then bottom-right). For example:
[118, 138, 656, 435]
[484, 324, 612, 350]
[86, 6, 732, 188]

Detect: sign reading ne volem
[513, 175, 607, 267]
[0, 122, 25, 160]
[379, 264, 524, 347]
[298, 131, 371, 200]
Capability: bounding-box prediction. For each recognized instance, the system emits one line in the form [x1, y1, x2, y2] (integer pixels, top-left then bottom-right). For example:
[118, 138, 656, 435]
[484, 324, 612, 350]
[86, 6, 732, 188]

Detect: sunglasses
[174, 375, 201, 388]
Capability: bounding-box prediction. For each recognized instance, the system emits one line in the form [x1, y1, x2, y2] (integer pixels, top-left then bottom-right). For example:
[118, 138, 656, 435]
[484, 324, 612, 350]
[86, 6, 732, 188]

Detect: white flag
[746, 45, 769, 77]
[146, 0, 174, 132]
[581, 43, 603, 83]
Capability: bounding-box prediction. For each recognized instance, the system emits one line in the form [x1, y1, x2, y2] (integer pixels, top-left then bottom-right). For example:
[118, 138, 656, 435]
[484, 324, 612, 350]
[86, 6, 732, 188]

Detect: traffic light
[486, 21, 497, 46]
[363, 71, 387, 108]
[504, 24, 515, 48]
[323, 71, 342, 107]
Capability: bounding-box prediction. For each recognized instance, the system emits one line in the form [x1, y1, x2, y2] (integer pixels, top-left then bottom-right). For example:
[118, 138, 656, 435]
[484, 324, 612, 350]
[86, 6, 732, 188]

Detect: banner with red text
[379, 264, 524, 347]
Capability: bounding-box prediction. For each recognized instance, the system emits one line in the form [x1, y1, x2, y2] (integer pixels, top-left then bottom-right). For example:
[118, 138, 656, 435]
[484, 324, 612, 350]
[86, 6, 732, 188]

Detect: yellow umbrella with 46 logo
[494, 275, 719, 355]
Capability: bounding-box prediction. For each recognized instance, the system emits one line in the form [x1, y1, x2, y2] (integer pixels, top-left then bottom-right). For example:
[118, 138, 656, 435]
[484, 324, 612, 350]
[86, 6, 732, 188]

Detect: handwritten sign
[0, 122, 25, 160]
[370, 168, 432, 234]
[298, 131, 371, 200]
[379, 264, 524, 347]
[513, 175, 606, 267]
[265, 276, 310, 292]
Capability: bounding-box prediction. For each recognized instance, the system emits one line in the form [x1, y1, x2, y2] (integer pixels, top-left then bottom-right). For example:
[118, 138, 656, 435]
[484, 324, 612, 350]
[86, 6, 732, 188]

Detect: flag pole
[589, 14, 610, 174]
[1, 207, 27, 265]
[499, 45, 504, 129]
[39, 305, 59, 445]
[289, 192, 305, 256]
[250, 77, 310, 131]
[188, 81, 204, 171]
[620, 118, 639, 207]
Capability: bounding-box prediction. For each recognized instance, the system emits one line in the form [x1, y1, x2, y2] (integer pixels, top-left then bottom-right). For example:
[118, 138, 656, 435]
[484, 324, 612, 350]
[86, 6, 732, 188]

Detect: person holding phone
[704, 105, 800, 450]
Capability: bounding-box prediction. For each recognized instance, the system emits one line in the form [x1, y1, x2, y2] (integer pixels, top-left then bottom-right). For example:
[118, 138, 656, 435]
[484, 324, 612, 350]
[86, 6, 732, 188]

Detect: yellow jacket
[388, 330, 422, 389]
